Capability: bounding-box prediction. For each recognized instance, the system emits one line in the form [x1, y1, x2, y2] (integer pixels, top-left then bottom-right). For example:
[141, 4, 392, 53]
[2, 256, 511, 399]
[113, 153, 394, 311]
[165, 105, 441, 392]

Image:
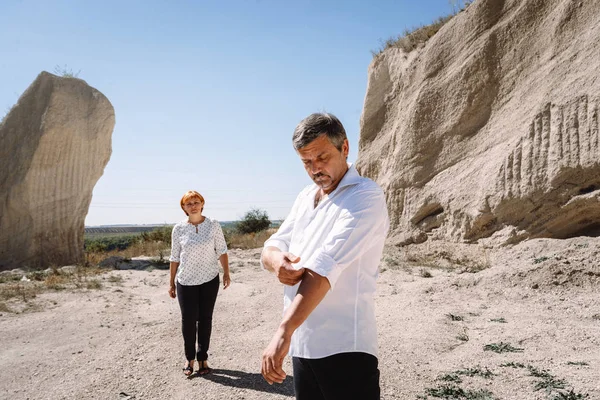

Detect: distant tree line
[84, 209, 274, 253]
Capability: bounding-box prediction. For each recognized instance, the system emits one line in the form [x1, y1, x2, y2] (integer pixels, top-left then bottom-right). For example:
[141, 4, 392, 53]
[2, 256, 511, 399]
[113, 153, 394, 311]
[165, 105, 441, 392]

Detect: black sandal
[183, 364, 194, 376]
[198, 361, 212, 375]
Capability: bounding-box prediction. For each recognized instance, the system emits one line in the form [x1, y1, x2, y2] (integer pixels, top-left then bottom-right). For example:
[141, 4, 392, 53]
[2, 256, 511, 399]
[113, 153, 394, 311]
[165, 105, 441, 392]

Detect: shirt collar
[309, 163, 361, 197]
[336, 163, 362, 190]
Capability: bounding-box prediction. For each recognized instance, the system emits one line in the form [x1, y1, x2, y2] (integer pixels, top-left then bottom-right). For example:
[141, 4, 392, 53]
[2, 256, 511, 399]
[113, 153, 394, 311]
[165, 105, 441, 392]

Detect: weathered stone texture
[0, 72, 114, 270]
[357, 0, 600, 245]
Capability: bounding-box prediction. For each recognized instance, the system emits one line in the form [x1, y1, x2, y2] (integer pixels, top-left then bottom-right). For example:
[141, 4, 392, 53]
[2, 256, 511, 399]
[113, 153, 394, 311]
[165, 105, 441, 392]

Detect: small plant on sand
[383, 255, 401, 270]
[498, 363, 588, 399]
[489, 317, 507, 323]
[552, 390, 590, 399]
[423, 384, 495, 399]
[0, 302, 11, 313]
[526, 365, 566, 392]
[107, 275, 123, 284]
[26, 271, 47, 281]
[456, 331, 469, 342]
[0, 274, 21, 284]
[0, 283, 39, 302]
[446, 313, 464, 321]
[526, 365, 554, 379]
[533, 256, 550, 264]
[420, 268, 433, 278]
[483, 342, 524, 353]
[454, 366, 494, 379]
[500, 362, 526, 368]
[44, 273, 68, 290]
[85, 279, 103, 290]
[534, 376, 567, 392]
[566, 361, 589, 366]
[438, 373, 462, 384]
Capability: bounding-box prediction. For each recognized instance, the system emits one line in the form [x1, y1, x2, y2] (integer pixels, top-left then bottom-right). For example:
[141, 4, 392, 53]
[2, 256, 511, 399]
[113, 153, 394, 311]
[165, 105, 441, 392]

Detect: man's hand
[260, 269, 331, 385]
[261, 328, 290, 385]
[262, 247, 304, 286]
[274, 252, 304, 286]
[168, 284, 176, 299]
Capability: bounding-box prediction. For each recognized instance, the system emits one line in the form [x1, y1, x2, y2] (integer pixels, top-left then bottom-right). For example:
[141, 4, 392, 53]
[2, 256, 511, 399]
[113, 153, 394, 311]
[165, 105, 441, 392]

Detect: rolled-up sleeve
[169, 225, 182, 262]
[303, 186, 389, 289]
[261, 192, 304, 268]
[214, 220, 228, 255]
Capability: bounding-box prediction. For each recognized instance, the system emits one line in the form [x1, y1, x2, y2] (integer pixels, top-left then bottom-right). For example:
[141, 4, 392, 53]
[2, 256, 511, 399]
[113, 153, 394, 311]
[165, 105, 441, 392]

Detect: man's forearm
[279, 269, 331, 336]
[262, 246, 281, 273]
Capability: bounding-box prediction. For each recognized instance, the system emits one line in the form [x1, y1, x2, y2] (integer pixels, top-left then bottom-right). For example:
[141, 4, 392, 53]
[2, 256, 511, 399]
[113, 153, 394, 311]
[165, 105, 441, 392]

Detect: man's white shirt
[262, 164, 389, 359]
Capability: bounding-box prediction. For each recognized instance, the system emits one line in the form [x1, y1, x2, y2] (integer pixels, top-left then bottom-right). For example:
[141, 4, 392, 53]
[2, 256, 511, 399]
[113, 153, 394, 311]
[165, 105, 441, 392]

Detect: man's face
[297, 135, 349, 194]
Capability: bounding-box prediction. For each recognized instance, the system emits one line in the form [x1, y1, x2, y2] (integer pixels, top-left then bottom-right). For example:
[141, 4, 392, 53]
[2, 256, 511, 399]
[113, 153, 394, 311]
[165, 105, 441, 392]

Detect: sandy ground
[1, 238, 599, 400]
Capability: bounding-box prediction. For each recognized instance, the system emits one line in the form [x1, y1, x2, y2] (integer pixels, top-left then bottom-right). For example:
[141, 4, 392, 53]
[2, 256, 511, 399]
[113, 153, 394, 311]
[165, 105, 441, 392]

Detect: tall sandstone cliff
[357, 0, 600, 245]
[0, 72, 114, 270]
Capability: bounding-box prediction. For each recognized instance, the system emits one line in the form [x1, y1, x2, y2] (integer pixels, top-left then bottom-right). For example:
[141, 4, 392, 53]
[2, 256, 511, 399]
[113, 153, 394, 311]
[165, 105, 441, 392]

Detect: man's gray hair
[292, 112, 347, 151]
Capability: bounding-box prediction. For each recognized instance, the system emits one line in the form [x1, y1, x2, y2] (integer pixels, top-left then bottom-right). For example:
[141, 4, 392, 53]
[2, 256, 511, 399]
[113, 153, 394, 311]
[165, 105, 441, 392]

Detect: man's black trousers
[293, 352, 380, 400]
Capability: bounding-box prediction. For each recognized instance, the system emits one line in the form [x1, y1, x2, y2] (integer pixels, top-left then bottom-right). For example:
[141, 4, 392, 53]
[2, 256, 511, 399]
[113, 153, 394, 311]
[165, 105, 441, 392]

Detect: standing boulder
[0, 71, 114, 270]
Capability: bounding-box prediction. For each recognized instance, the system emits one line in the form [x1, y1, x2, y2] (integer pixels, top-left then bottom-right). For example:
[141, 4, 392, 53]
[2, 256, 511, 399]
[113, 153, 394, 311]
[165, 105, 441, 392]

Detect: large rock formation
[0, 72, 114, 270]
[357, 0, 600, 245]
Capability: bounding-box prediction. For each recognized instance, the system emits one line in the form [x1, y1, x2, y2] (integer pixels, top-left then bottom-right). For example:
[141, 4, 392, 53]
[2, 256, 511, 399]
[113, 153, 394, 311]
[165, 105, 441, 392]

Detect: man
[260, 112, 389, 400]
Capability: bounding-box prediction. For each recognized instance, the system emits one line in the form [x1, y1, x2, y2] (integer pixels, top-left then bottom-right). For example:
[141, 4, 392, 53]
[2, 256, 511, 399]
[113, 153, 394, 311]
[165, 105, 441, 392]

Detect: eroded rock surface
[357, 0, 600, 245]
[0, 72, 114, 270]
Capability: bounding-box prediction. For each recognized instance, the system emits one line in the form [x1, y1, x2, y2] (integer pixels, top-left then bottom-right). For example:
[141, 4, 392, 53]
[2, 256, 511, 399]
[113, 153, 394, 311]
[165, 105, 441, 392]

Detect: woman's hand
[168, 284, 176, 298]
[223, 272, 231, 289]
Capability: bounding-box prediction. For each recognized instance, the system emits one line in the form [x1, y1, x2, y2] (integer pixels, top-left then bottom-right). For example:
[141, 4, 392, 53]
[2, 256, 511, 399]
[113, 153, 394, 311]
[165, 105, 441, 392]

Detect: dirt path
[1, 241, 599, 399]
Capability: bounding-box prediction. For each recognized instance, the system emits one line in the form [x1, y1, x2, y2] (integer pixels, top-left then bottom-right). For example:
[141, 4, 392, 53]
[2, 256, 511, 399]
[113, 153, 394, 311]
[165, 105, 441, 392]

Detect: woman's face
[183, 198, 204, 215]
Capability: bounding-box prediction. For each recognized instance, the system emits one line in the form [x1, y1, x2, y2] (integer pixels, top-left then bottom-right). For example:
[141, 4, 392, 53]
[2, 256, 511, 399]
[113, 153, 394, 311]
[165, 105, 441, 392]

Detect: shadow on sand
[190, 368, 294, 397]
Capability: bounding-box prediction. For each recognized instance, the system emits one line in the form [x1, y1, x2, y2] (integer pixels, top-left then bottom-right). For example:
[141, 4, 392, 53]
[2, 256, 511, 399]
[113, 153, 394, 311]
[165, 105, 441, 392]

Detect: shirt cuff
[303, 251, 342, 290]
[261, 239, 289, 270]
[169, 256, 180, 262]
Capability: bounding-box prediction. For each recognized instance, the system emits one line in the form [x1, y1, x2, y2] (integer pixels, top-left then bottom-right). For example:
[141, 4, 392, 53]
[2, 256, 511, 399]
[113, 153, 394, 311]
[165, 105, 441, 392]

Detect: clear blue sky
[1, 0, 457, 226]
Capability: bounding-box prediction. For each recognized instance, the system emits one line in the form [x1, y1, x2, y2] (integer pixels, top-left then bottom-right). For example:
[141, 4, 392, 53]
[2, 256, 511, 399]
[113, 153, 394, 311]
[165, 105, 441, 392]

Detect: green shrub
[236, 208, 271, 234]
[84, 234, 140, 252]
[140, 226, 172, 245]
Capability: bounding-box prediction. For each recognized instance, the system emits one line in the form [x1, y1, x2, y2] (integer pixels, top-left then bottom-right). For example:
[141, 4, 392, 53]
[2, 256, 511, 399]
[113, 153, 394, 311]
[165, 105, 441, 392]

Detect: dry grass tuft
[0, 274, 22, 284]
[85, 279, 103, 290]
[119, 241, 170, 261]
[107, 275, 123, 284]
[0, 264, 111, 313]
[44, 274, 69, 290]
[226, 229, 275, 250]
[373, 14, 455, 56]
[371, 1, 475, 58]
[84, 241, 171, 267]
[401, 243, 491, 274]
[0, 301, 12, 313]
[0, 282, 39, 302]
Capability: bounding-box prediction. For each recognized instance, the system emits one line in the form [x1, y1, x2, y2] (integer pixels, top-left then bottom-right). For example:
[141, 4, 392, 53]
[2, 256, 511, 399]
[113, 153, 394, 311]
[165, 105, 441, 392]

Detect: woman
[168, 190, 231, 376]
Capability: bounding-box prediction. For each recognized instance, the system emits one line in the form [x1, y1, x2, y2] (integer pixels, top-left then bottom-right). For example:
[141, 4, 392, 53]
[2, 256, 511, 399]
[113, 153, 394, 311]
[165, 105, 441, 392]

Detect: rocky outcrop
[0, 72, 114, 270]
[357, 0, 600, 245]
